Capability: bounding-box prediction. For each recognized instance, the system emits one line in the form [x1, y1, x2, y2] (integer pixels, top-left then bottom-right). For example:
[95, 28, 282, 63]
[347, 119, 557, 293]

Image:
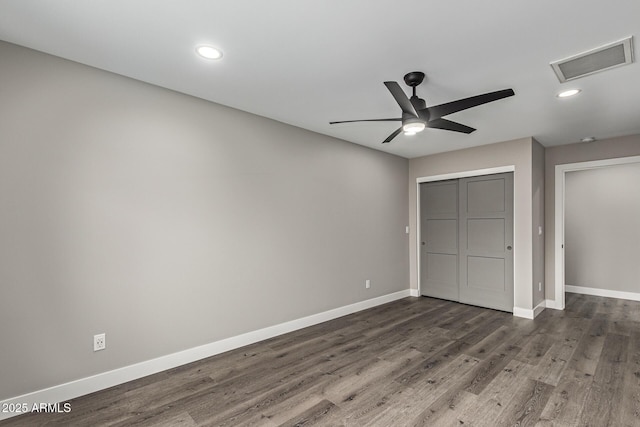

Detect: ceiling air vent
[550, 36, 634, 83]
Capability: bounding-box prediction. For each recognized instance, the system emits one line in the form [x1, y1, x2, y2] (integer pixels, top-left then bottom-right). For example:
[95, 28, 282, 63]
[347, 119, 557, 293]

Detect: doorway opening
[554, 155, 640, 309]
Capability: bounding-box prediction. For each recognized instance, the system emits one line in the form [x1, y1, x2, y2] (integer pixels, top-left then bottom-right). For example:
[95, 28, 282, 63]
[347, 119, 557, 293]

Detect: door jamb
[416, 166, 515, 298]
[553, 155, 640, 310]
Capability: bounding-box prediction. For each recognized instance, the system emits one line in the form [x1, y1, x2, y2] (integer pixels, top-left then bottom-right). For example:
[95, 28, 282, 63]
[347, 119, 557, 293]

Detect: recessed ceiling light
[557, 89, 581, 98]
[196, 45, 223, 60]
[580, 137, 596, 143]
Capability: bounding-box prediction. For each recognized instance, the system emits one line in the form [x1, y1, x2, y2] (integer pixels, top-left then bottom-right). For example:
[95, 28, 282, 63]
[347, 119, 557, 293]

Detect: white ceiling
[1, 0, 639, 158]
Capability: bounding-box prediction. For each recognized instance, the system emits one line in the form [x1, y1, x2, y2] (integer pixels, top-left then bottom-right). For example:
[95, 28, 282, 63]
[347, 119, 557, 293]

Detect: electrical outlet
[94, 333, 106, 352]
[365, 279, 371, 289]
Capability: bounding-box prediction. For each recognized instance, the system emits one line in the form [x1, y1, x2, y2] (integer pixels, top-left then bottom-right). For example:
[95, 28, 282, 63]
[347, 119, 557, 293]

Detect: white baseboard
[545, 299, 563, 310]
[0, 289, 412, 421]
[513, 300, 546, 319]
[533, 300, 546, 318]
[512, 306, 533, 319]
[409, 289, 420, 297]
[565, 285, 640, 302]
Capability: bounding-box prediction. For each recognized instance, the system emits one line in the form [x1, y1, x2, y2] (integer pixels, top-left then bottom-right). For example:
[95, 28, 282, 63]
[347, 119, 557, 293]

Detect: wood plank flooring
[2, 293, 640, 426]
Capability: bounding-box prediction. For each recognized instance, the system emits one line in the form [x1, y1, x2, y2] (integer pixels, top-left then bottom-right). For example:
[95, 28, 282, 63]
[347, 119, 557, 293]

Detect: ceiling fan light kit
[402, 117, 426, 134]
[330, 71, 515, 144]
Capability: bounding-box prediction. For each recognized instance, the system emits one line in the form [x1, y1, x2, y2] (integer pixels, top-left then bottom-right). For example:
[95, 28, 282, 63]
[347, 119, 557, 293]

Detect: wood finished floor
[3, 293, 640, 427]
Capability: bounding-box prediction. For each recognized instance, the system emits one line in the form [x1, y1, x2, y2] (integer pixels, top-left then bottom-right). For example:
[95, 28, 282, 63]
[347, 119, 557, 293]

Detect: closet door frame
[416, 166, 515, 306]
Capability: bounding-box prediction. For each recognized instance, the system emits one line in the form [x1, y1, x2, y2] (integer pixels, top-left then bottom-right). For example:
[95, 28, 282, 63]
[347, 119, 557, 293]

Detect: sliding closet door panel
[467, 257, 505, 291]
[423, 183, 458, 214]
[459, 173, 513, 312]
[425, 219, 457, 252]
[466, 179, 506, 213]
[420, 180, 459, 301]
[467, 219, 505, 253]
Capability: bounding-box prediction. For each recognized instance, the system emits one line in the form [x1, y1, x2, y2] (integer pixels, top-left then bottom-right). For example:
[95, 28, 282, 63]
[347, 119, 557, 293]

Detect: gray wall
[565, 162, 640, 292]
[409, 137, 537, 311]
[0, 41, 409, 400]
[544, 134, 640, 304]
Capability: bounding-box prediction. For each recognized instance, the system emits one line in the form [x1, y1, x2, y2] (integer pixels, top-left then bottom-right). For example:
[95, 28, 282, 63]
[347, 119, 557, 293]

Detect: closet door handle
[507, 245, 512, 250]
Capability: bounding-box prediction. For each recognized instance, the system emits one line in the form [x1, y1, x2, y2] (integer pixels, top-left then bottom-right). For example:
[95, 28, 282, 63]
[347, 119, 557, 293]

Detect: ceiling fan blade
[382, 127, 403, 144]
[427, 118, 476, 134]
[329, 118, 401, 124]
[426, 89, 515, 120]
[384, 81, 418, 117]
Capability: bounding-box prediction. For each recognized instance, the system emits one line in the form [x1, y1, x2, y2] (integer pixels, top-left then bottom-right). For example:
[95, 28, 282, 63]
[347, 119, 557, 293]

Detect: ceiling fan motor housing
[410, 96, 427, 112]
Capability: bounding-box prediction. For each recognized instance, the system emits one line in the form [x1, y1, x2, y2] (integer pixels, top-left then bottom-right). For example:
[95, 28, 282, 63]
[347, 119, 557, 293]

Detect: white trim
[415, 166, 516, 184]
[545, 299, 563, 310]
[0, 289, 411, 421]
[513, 306, 534, 319]
[566, 285, 640, 302]
[409, 289, 420, 297]
[554, 165, 565, 309]
[513, 300, 545, 319]
[533, 300, 546, 318]
[415, 165, 516, 297]
[554, 155, 640, 311]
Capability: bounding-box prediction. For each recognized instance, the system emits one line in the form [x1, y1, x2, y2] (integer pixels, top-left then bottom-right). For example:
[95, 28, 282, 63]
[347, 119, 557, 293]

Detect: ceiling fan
[330, 71, 515, 143]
